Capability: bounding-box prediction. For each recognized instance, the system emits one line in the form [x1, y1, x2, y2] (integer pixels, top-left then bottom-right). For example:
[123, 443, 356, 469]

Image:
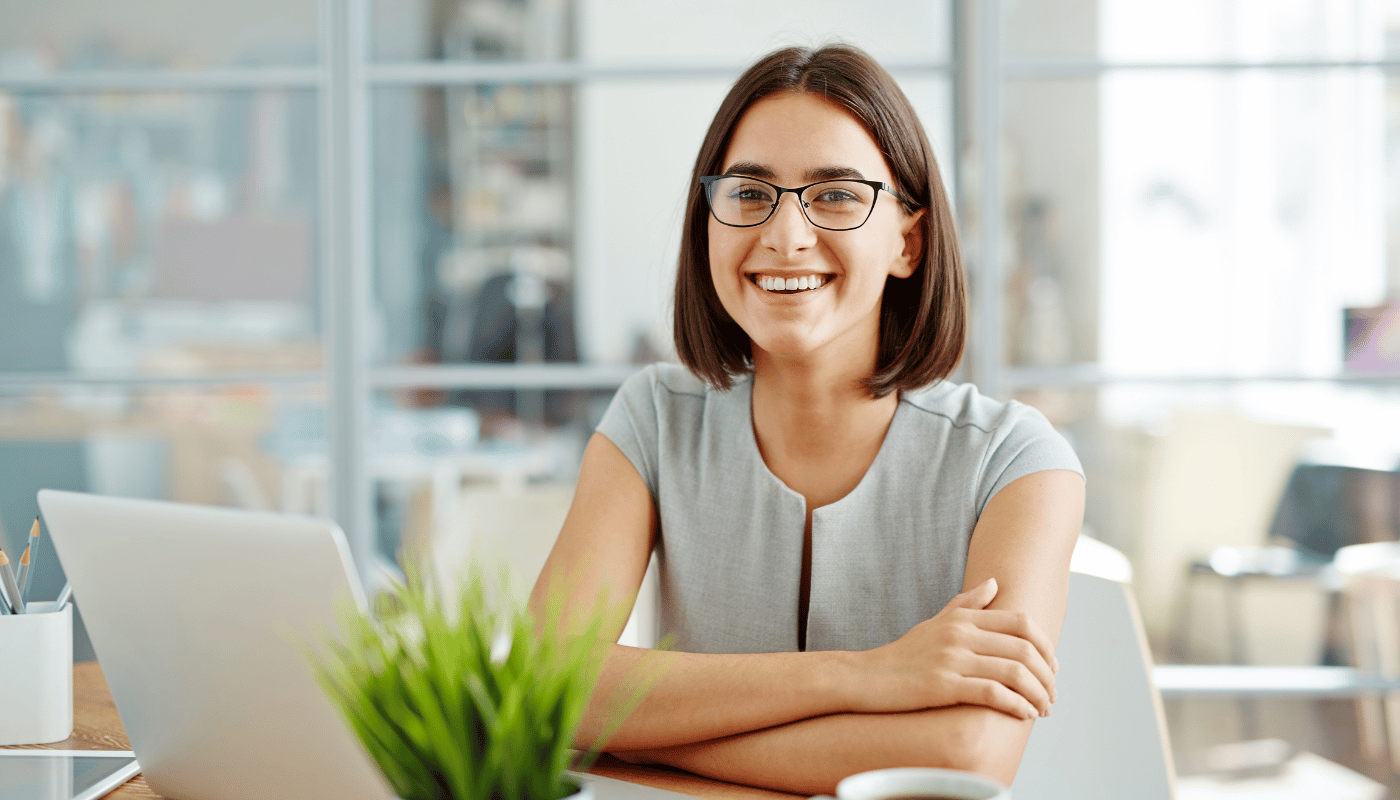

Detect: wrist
[815, 649, 864, 714]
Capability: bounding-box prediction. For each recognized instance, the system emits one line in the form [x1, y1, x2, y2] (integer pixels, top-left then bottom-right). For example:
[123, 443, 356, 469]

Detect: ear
[888, 208, 926, 279]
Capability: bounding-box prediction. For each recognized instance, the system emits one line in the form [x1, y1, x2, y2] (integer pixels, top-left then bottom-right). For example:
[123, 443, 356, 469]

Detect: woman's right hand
[846, 578, 1059, 720]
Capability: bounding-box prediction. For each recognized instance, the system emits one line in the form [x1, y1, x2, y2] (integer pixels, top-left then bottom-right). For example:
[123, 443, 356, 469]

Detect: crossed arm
[529, 433, 1085, 795]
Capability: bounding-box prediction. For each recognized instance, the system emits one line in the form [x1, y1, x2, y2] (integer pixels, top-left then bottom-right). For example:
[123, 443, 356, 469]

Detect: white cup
[827, 767, 1010, 800]
[0, 601, 74, 745]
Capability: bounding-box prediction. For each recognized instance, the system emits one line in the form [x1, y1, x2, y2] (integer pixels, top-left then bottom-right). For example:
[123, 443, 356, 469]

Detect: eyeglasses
[699, 174, 913, 231]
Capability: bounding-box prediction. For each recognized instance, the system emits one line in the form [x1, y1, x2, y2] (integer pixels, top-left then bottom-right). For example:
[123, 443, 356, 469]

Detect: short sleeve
[595, 365, 662, 496]
[975, 403, 1084, 515]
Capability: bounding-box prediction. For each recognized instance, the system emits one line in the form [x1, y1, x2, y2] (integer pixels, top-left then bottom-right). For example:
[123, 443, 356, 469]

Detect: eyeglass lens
[706, 177, 878, 230]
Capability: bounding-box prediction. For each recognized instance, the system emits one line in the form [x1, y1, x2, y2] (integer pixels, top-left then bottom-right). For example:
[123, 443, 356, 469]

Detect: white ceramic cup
[0, 601, 74, 746]
[824, 767, 1010, 800]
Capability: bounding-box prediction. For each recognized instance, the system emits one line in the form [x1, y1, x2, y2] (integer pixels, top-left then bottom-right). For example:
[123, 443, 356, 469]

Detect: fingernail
[1052, 657, 1060, 673]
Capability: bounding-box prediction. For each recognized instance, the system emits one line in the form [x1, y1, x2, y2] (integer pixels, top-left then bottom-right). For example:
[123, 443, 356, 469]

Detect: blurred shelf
[10, 365, 1394, 391]
[1006, 364, 1400, 389]
[0, 364, 647, 391]
[0, 67, 324, 92]
[1004, 58, 1400, 80]
[0, 371, 325, 388]
[1155, 665, 1400, 698]
[371, 363, 641, 390]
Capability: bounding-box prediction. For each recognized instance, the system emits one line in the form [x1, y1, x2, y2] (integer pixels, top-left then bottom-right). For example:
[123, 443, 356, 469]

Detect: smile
[748, 273, 832, 294]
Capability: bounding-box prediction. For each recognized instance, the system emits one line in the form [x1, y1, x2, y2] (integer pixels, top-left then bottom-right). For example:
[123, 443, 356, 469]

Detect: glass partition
[0, 90, 321, 377]
[0, 0, 319, 71]
[1002, 69, 1395, 378]
[0, 381, 326, 658]
[1006, 0, 1400, 65]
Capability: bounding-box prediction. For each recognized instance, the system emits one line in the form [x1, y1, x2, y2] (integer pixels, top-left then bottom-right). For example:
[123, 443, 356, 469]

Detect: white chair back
[1013, 571, 1176, 800]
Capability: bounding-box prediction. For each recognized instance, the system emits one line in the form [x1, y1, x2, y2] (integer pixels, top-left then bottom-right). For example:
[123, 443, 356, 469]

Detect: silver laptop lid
[38, 490, 393, 800]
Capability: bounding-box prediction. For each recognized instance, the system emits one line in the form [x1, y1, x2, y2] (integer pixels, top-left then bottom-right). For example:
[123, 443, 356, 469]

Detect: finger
[967, 629, 1057, 703]
[947, 578, 998, 610]
[962, 651, 1054, 716]
[958, 675, 1039, 721]
[966, 608, 1058, 676]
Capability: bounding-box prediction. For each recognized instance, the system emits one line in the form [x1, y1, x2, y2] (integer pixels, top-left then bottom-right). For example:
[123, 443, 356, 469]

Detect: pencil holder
[0, 601, 73, 745]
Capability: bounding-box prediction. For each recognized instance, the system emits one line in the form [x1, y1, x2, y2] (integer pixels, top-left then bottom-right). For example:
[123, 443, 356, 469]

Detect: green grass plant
[310, 566, 659, 800]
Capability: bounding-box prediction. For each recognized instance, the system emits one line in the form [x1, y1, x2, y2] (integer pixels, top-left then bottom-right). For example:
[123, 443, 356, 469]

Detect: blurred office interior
[2, 0, 1400, 793]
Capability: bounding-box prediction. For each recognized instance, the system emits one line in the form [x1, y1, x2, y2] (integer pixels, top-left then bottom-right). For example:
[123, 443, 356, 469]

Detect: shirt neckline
[735, 376, 905, 517]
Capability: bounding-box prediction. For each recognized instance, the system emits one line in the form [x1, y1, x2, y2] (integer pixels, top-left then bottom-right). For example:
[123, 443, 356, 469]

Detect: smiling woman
[703, 91, 922, 369]
[530, 44, 1085, 796]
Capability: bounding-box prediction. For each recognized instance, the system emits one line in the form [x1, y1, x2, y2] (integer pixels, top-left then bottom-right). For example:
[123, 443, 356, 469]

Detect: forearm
[614, 705, 1034, 795]
[581, 643, 859, 750]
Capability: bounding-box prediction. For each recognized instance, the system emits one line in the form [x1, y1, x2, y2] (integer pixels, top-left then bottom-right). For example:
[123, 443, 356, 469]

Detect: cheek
[707, 224, 744, 284]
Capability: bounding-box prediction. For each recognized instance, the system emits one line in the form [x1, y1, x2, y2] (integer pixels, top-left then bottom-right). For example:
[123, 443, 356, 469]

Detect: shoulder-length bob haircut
[673, 44, 966, 398]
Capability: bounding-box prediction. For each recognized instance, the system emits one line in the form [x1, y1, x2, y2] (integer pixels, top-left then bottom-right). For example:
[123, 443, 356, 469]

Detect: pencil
[16, 546, 29, 600]
[0, 549, 22, 614]
[18, 517, 39, 605]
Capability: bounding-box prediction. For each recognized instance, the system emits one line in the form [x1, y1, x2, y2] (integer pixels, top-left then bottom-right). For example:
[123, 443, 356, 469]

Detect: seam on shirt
[898, 391, 1019, 435]
[653, 364, 719, 401]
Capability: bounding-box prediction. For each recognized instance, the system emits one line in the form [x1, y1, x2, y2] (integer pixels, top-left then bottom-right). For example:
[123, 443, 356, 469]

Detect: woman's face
[708, 91, 923, 369]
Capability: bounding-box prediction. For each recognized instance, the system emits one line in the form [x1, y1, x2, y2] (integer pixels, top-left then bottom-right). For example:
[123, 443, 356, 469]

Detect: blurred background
[2, 0, 1399, 794]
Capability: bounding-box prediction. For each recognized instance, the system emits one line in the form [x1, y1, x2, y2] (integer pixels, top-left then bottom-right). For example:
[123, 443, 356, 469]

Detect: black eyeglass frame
[698, 174, 918, 231]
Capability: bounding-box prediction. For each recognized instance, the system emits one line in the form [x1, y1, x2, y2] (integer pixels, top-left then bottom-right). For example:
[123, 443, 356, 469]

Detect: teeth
[754, 274, 827, 293]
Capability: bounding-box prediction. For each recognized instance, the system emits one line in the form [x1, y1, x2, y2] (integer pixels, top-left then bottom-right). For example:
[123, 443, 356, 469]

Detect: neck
[749, 348, 897, 460]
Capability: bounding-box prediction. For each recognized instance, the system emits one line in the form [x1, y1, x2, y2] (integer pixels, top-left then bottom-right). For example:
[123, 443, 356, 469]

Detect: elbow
[912, 706, 1031, 788]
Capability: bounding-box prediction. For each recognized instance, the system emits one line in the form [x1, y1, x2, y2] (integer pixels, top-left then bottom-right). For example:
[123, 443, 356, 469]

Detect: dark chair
[1179, 462, 1400, 736]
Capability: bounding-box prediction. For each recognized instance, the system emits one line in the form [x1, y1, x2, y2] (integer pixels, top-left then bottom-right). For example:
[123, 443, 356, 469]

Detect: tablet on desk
[0, 750, 140, 800]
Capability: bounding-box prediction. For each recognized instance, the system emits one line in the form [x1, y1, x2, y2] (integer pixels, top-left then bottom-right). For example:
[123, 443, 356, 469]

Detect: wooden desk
[7, 662, 801, 800]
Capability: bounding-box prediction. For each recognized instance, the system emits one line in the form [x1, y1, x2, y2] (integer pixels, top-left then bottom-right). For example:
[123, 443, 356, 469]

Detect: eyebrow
[722, 161, 868, 183]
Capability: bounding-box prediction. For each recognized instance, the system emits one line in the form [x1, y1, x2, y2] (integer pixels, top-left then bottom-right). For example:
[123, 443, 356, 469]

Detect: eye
[812, 187, 860, 203]
[729, 183, 776, 204]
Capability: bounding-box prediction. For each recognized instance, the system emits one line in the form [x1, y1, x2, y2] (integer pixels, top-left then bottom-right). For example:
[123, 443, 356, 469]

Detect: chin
[751, 335, 824, 360]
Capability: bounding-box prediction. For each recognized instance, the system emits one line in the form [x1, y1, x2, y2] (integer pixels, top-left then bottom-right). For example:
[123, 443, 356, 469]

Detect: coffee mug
[816, 767, 1010, 800]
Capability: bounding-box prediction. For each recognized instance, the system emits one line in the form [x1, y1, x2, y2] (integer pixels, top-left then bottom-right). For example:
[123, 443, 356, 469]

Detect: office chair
[1014, 570, 1176, 800]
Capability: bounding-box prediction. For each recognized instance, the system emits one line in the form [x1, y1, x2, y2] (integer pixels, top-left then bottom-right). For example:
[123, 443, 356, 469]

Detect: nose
[758, 192, 817, 255]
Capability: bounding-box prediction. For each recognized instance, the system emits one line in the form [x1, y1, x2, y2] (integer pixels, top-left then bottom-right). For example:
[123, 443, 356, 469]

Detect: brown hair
[672, 44, 966, 398]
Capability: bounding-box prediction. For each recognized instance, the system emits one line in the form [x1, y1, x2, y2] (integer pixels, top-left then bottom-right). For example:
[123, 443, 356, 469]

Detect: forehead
[722, 91, 891, 182]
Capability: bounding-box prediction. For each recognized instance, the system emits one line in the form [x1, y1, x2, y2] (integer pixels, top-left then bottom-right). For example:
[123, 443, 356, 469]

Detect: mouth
[746, 273, 834, 295]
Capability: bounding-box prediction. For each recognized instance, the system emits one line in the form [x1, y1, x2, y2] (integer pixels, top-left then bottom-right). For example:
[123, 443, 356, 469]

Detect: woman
[530, 44, 1085, 794]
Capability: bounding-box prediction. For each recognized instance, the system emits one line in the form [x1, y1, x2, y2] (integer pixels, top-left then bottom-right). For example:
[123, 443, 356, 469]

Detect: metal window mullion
[974, 0, 1004, 400]
[322, 0, 376, 579]
[0, 67, 324, 92]
[365, 60, 949, 87]
[1003, 58, 1400, 80]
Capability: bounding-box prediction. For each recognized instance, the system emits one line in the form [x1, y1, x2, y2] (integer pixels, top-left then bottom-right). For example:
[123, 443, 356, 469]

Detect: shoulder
[613, 362, 716, 408]
[899, 380, 1083, 482]
[606, 362, 738, 427]
[899, 380, 1048, 436]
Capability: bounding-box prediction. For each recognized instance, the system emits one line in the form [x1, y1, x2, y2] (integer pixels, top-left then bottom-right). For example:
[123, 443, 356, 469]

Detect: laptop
[39, 490, 393, 800]
[38, 490, 695, 800]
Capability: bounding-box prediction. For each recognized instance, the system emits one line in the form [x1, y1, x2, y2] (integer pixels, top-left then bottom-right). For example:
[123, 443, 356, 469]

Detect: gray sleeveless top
[596, 363, 1083, 654]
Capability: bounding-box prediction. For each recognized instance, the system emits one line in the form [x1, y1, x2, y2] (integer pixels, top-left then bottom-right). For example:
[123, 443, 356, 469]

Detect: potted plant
[311, 567, 660, 800]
